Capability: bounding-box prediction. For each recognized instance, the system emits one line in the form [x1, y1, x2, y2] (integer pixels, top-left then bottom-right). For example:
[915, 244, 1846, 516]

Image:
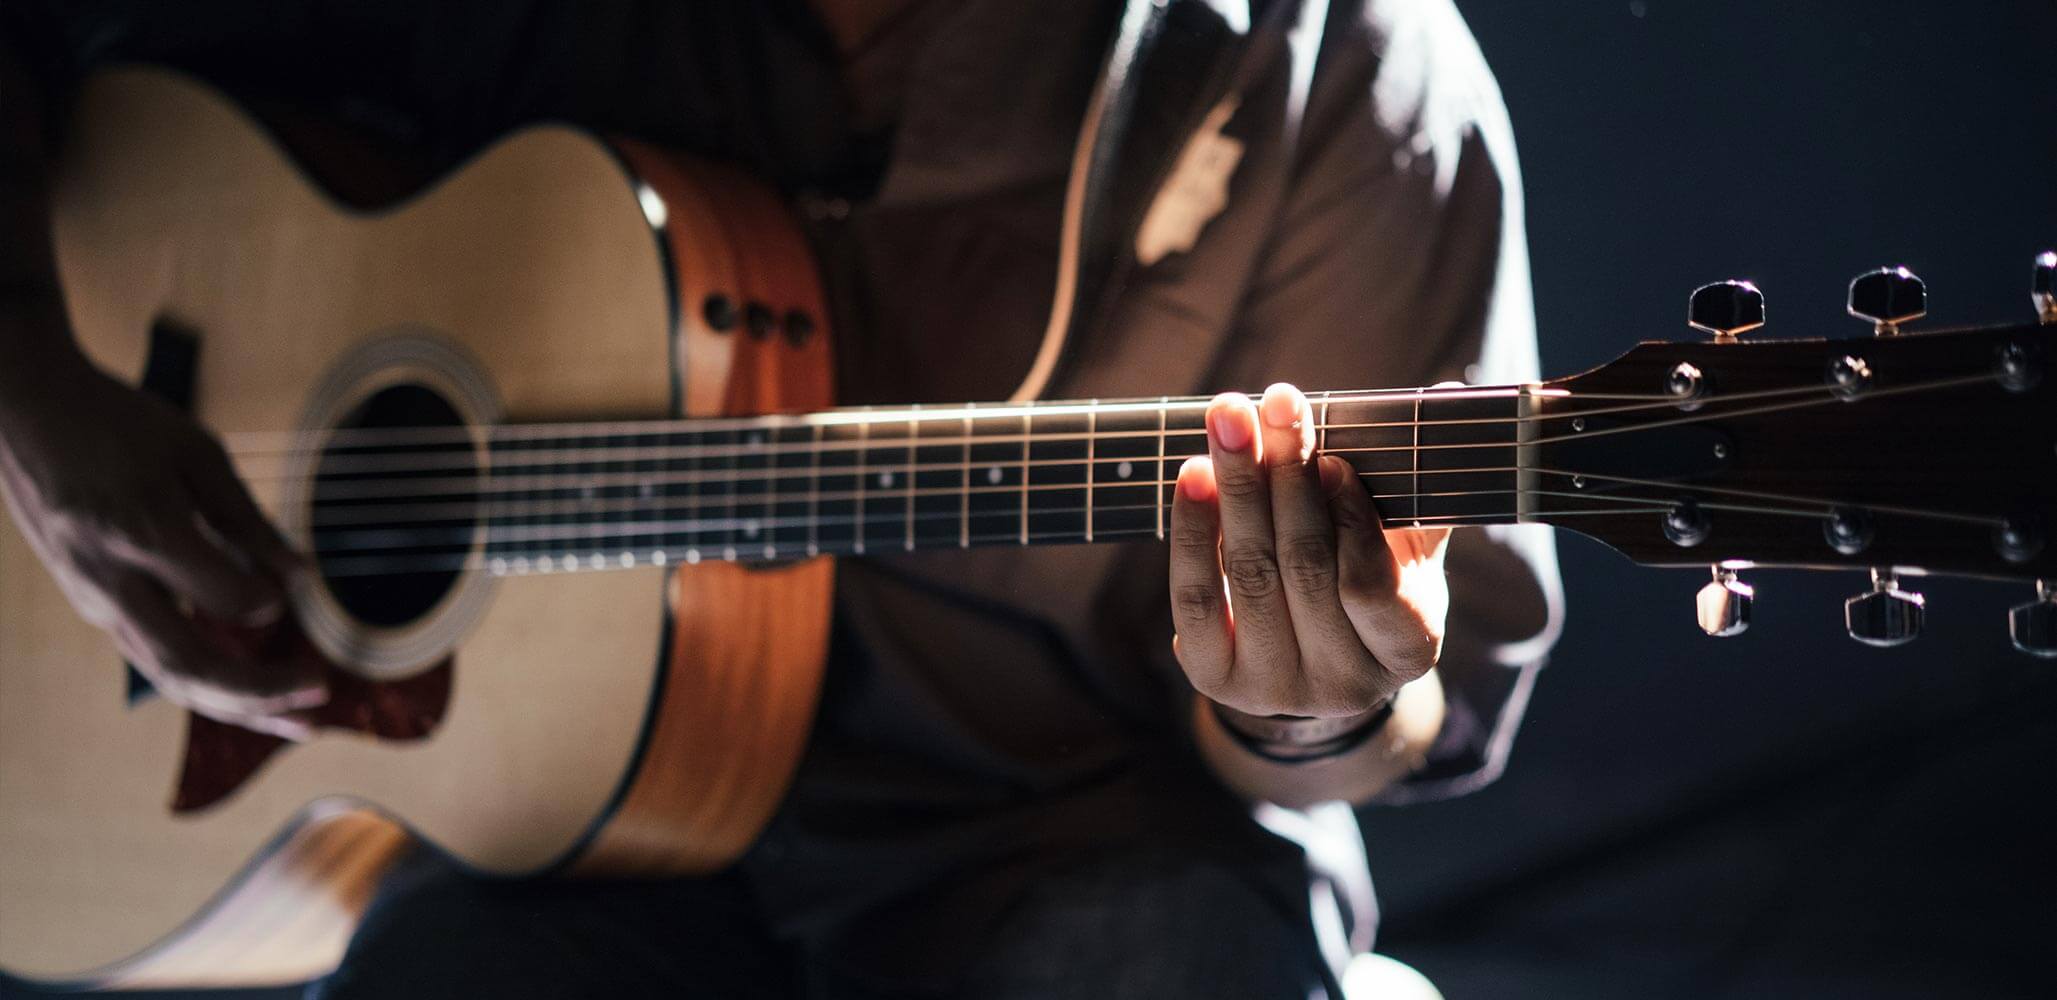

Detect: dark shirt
[7, 0, 1561, 988]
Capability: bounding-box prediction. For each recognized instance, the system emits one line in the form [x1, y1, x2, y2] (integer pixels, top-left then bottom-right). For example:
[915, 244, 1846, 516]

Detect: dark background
[9, 1, 2055, 998]
[1362, 1, 2057, 998]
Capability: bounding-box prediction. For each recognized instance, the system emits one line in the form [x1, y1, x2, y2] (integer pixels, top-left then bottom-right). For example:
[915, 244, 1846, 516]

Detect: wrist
[1207, 696, 1394, 765]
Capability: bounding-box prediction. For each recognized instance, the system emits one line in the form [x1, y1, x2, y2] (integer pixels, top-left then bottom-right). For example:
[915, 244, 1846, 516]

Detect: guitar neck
[448, 386, 1533, 573]
[307, 386, 1537, 579]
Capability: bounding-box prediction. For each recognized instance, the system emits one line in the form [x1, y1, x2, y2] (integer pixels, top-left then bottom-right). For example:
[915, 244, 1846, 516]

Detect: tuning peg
[1696, 566, 1753, 636]
[1847, 266, 1926, 335]
[2010, 580, 2057, 658]
[1845, 568, 1924, 647]
[2033, 251, 2056, 324]
[1688, 280, 1765, 342]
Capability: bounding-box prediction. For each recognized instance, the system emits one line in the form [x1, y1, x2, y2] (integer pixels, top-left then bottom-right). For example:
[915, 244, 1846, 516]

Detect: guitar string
[217, 384, 1578, 454]
[305, 464, 1526, 527]
[228, 372, 1988, 500]
[250, 372, 2001, 527]
[303, 488, 1856, 580]
[301, 468, 1971, 566]
[302, 461, 1521, 520]
[296, 452, 2013, 556]
[310, 481, 1540, 550]
[223, 378, 1860, 476]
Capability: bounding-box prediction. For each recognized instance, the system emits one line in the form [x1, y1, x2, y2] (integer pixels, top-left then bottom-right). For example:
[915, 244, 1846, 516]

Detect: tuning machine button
[2010, 580, 2057, 658]
[2033, 251, 2056, 324]
[1847, 266, 1926, 336]
[1696, 566, 1753, 637]
[1845, 568, 1924, 647]
[1688, 280, 1765, 342]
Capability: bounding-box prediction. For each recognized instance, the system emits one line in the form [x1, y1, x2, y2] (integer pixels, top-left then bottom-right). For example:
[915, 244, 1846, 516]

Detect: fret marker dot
[653, 550, 668, 566]
[748, 432, 765, 446]
[589, 553, 604, 569]
[987, 466, 1003, 485]
[489, 558, 508, 575]
[879, 471, 895, 488]
[513, 557, 531, 574]
[619, 552, 635, 568]
[1116, 461, 1133, 480]
[743, 520, 761, 538]
[685, 549, 702, 565]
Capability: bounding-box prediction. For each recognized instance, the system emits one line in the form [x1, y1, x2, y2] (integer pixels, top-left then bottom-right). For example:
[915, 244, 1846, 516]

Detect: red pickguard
[171, 619, 452, 814]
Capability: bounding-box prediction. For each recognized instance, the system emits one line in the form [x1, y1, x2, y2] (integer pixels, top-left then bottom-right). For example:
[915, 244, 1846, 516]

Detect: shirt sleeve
[1214, 0, 1563, 803]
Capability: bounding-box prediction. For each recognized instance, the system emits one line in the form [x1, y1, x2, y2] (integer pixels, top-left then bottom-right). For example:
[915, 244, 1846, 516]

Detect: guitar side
[0, 68, 832, 987]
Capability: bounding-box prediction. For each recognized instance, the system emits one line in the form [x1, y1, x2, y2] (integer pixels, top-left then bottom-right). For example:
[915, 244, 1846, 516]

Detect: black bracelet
[1209, 697, 1394, 765]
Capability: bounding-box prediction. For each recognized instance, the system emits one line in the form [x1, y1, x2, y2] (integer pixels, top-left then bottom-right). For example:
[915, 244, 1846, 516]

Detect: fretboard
[309, 388, 1531, 579]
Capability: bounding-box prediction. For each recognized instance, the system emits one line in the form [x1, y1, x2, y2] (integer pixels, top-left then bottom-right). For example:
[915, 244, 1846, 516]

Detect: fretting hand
[1168, 383, 1450, 720]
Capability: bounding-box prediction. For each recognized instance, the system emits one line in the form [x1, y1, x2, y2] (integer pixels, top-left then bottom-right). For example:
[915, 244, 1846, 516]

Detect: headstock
[1529, 255, 2057, 655]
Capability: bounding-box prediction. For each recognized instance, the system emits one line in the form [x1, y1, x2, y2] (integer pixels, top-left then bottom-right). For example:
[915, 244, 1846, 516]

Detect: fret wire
[339, 470, 2034, 579]
[807, 422, 822, 557]
[732, 423, 748, 563]
[323, 472, 1534, 547]
[1085, 402, 1097, 544]
[1318, 397, 1330, 460]
[1017, 410, 1030, 546]
[248, 434, 1505, 491]
[1154, 396, 1168, 541]
[1411, 387, 1423, 527]
[345, 477, 1887, 559]
[290, 367, 2005, 524]
[316, 511, 1547, 579]
[959, 408, 972, 549]
[312, 461, 1529, 525]
[228, 385, 1543, 452]
[244, 416, 1438, 478]
[904, 403, 918, 552]
[322, 502, 1654, 581]
[854, 412, 869, 556]
[234, 376, 1895, 465]
[350, 488, 1537, 552]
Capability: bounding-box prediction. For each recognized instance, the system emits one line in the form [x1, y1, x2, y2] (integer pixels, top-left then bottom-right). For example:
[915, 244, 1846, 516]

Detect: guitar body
[0, 68, 834, 987]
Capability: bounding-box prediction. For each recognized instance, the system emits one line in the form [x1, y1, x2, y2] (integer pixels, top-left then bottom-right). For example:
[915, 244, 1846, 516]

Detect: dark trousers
[309, 846, 1341, 1000]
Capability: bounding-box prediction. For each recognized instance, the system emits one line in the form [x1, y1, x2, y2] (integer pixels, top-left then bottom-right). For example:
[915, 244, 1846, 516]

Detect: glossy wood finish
[1534, 323, 2057, 582]
[97, 808, 413, 991]
[571, 145, 835, 876]
[0, 68, 828, 985]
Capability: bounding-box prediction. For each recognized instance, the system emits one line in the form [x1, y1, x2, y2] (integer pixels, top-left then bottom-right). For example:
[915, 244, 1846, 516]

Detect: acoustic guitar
[2, 68, 2053, 989]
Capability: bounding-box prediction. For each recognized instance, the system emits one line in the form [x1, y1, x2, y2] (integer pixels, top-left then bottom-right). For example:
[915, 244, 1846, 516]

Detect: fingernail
[1207, 396, 1252, 452]
[1260, 383, 1300, 429]
[249, 716, 314, 742]
[281, 684, 330, 710]
[1177, 456, 1215, 502]
[244, 598, 287, 628]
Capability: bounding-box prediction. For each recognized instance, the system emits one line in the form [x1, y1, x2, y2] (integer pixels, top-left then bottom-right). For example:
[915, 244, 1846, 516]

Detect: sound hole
[311, 384, 478, 628]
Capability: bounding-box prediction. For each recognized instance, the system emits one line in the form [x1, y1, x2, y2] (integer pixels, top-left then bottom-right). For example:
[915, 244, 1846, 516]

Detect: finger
[1258, 385, 1375, 689]
[124, 497, 287, 625]
[1323, 455, 1439, 683]
[184, 437, 303, 581]
[1205, 393, 1297, 691]
[107, 570, 323, 718]
[1168, 456, 1233, 694]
